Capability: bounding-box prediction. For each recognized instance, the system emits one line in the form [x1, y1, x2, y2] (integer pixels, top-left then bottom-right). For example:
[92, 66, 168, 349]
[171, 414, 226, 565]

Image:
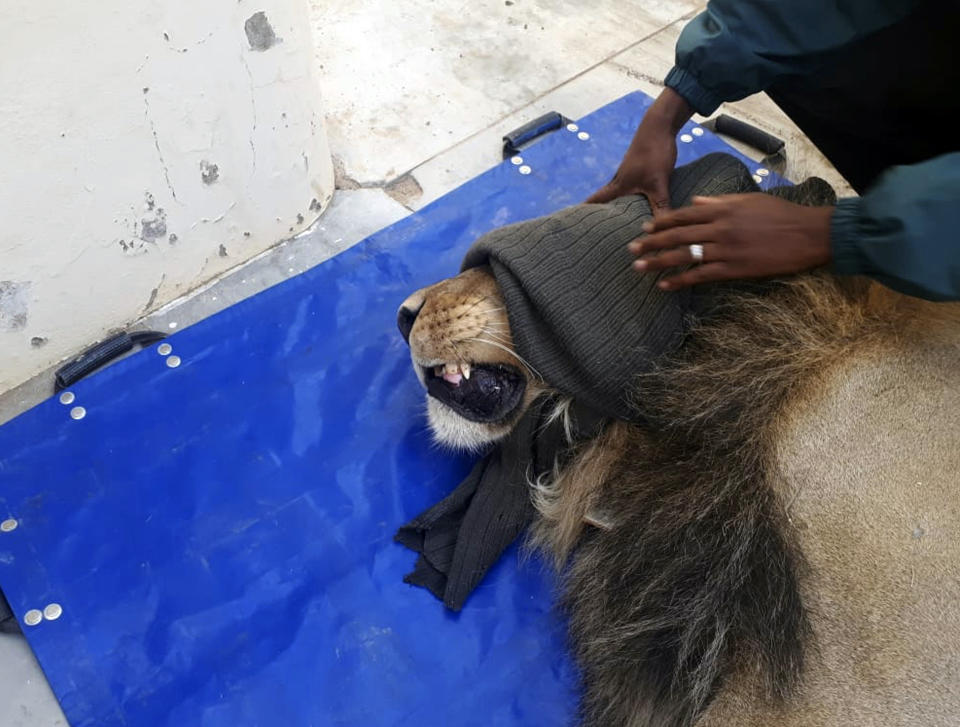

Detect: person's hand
[586, 88, 693, 216]
[629, 193, 834, 289]
[586, 117, 677, 213]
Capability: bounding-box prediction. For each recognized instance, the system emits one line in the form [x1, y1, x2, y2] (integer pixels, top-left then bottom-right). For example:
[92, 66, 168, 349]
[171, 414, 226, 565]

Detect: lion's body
[704, 321, 960, 726]
[400, 269, 960, 726]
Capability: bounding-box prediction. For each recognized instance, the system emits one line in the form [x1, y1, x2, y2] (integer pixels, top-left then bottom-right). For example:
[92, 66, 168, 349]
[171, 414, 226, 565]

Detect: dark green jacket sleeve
[831, 153, 960, 301]
[665, 0, 917, 115]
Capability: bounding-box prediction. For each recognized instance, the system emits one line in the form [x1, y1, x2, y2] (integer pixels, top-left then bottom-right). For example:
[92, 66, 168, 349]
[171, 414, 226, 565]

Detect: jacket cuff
[830, 198, 869, 275]
[663, 66, 723, 117]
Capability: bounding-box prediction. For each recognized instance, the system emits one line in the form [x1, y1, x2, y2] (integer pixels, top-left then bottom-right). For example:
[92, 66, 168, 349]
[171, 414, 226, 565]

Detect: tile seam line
[398, 10, 702, 181]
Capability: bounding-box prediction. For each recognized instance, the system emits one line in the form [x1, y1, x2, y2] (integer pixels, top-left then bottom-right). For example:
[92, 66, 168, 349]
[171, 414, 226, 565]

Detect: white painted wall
[0, 0, 333, 393]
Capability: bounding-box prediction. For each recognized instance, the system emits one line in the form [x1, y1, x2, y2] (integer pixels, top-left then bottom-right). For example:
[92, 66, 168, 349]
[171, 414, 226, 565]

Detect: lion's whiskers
[463, 336, 542, 380]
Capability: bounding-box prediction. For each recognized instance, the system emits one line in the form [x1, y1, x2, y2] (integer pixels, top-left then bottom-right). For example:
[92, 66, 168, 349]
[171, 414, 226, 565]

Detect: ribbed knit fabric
[396, 398, 605, 611]
[461, 152, 759, 421]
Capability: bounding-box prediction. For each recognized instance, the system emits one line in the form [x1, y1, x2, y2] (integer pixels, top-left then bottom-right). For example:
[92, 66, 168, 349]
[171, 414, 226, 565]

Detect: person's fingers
[648, 197, 671, 218]
[640, 203, 724, 235]
[585, 182, 622, 204]
[691, 194, 749, 206]
[644, 179, 672, 218]
[633, 243, 718, 272]
[658, 262, 734, 290]
[691, 195, 725, 206]
[628, 224, 717, 255]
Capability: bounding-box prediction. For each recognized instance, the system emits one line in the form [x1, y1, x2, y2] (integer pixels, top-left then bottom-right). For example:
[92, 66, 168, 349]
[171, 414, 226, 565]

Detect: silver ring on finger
[689, 243, 704, 264]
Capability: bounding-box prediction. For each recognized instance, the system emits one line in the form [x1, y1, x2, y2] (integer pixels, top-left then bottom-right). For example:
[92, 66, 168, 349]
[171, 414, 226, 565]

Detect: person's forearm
[668, 0, 917, 116]
[831, 153, 960, 301]
[643, 88, 694, 135]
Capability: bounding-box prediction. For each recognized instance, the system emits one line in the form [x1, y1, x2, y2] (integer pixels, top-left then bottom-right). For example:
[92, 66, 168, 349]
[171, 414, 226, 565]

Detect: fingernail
[642, 221, 654, 232]
[627, 241, 642, 254]
[633, 260, 647, 271]
[658, 280, 671, 290]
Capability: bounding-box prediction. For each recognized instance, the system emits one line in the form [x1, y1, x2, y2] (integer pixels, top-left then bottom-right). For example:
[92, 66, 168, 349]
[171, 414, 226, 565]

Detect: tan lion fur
[700, 285, 960, 726]
[401, 268, 960, 726]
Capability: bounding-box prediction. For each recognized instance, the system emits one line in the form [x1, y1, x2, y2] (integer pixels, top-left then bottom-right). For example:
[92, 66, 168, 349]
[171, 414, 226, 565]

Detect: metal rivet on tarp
[166, 355, 182, 368]
[58, 391, 75, 405]
[752, 174, 763, 184]
[692, 127, 704, 136]
[23, 610, 42, 627]
[43, 603, 63, 621]
[566, 123, 579, 132]
[510, 156, 523, 166]
[577, 131, 590, 141]
[157, 343, 172, 356]
[70, 406, 86, 420]
[518, 165, 532, 175]
[0, 519, 17, 533]
[756, 167, 769, 177]
[679, 133, 693, 143]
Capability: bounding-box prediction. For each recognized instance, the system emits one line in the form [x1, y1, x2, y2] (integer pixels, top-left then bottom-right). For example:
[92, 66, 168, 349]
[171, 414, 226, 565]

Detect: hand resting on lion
[395, 154, 960, 726]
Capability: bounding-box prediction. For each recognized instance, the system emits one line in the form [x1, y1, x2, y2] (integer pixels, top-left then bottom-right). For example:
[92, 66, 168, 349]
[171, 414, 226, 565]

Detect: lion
[397, 262, 960, 726]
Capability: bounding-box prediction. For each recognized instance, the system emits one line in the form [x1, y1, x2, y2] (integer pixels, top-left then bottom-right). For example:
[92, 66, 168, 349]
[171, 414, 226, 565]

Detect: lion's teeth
[434, 362, 471, 381]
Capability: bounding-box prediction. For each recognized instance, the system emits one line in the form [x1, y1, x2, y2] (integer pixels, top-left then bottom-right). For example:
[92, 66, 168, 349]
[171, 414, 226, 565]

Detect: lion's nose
[397, 300, 424, 343]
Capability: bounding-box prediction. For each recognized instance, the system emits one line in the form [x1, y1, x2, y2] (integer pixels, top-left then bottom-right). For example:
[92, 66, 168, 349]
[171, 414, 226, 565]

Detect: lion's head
[397, 266, 545, 451]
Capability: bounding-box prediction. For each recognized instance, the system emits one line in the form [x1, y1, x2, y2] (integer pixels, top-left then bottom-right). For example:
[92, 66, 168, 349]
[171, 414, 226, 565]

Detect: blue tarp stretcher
[0, 92, 785, 727]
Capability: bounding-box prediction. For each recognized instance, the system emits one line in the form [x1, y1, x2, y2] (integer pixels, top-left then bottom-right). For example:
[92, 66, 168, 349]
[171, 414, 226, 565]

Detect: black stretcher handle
[502, 111, 572, 159]
[54, 330, 167, 391]
[710, 114, 785, 156]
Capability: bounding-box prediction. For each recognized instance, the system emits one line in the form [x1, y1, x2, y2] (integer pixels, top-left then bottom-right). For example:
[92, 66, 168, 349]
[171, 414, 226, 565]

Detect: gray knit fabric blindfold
[460, 153, 762, 421]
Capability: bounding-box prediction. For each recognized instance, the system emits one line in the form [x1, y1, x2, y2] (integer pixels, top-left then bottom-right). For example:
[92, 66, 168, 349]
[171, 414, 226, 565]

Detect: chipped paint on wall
[200, 160, 220, 185]
[0, 282, 31, 332]
[0, 0, 333, 394]
[141, 208, 168, 241]
[245, 12, 281, 52]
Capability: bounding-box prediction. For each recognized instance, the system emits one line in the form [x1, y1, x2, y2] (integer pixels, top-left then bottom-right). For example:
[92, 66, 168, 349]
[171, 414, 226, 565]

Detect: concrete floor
[0, 1, 851, 723]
